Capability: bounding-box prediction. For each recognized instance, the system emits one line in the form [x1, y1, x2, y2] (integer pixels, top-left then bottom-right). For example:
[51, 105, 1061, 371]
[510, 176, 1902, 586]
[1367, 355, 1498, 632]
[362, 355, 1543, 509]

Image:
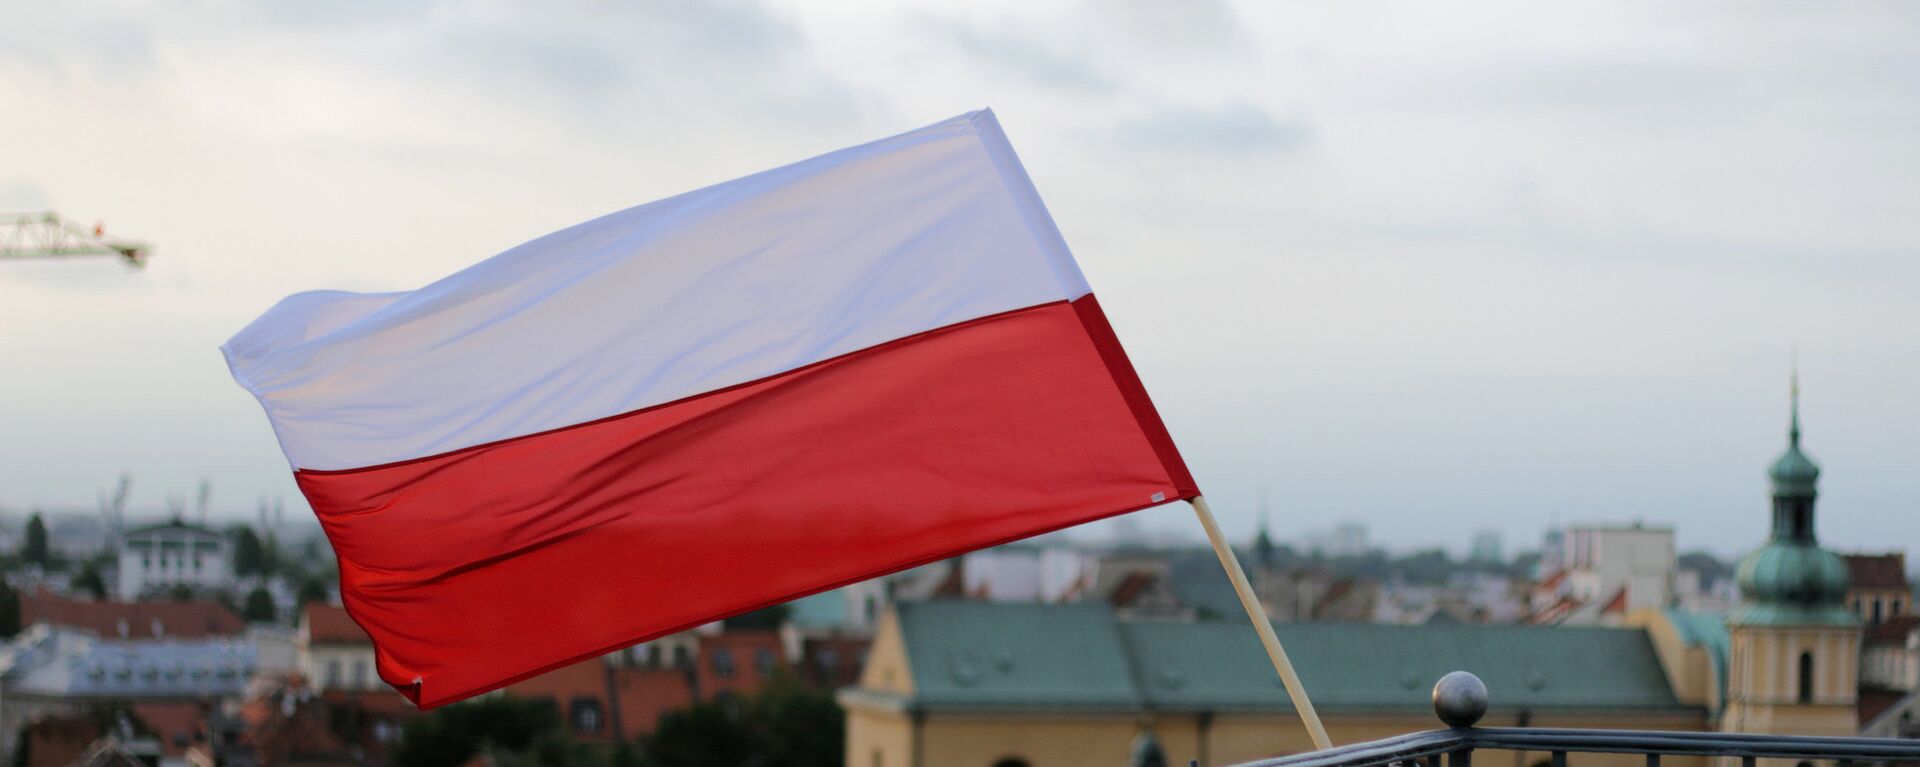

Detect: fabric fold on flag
[224, 109, 1198, 708]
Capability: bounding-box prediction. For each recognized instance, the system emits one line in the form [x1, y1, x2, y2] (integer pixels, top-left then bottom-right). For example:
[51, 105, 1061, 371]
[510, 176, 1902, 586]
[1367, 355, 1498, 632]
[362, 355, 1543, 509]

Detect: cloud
[912, 13, 1114, 94]
[1115, 102, 1313, 155]
[0, 180, 50, 210]
[1079, 0, 1252, 57]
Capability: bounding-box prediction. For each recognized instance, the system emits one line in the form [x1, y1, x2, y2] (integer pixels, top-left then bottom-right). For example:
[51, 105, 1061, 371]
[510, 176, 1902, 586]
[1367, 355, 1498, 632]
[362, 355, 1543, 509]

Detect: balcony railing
[1235, 672, 1920, 767]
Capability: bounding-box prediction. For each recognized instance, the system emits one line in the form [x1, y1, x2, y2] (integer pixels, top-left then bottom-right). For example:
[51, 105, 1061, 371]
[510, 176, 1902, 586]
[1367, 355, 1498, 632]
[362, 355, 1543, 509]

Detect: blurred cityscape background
[0, 397, 1914, 765]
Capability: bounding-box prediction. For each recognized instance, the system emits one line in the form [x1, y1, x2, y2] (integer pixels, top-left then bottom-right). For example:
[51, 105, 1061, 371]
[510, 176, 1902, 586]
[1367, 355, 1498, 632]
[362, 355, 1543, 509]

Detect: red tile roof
[303, 604, 372, 645]
[1859, 687, 1910, 727]
[21, 589, 243, 639]
[21, 716, 98, 767]
[131, 702, 207, 756]
[1108, 572, 1157, 607]
[1601, 586, 1630, 614]
[1867, 614, 1920, 645]
[1846, 554, 1909, 591]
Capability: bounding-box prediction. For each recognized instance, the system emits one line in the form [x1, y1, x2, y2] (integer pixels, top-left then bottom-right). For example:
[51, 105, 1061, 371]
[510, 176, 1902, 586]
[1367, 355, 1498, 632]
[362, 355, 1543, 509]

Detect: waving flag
[222, 110, 1198, 708]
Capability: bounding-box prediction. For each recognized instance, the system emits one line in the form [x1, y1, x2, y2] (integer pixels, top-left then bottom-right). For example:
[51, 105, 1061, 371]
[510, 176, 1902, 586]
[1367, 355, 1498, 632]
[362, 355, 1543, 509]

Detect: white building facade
[116, 520, 233, 599]
[1563, 523, 1676, 612]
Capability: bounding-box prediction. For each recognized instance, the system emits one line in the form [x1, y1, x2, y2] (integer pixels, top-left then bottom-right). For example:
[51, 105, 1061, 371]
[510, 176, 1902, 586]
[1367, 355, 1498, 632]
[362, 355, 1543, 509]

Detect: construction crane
[0, 211, 149, 267]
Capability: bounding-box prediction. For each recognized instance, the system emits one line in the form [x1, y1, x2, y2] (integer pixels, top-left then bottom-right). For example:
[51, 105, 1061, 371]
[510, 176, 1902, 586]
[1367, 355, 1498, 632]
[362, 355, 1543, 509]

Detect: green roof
[896, 602, 1139, 710]
[886, 601, 1692, 714]
[1732, 542, 1854, 627]
[787, 589, 847, 629]
[1664, 609, 1729, 712]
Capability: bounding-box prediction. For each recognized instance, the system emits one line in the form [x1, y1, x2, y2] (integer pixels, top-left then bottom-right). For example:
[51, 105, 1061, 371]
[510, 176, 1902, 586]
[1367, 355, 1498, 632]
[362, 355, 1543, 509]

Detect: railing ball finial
[1432, 671, 1488, 728]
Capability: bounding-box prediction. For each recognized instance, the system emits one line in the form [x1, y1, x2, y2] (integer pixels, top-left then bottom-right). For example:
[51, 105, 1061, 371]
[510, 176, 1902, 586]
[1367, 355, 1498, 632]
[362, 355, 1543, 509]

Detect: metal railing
[1236, 672, 1920, 767]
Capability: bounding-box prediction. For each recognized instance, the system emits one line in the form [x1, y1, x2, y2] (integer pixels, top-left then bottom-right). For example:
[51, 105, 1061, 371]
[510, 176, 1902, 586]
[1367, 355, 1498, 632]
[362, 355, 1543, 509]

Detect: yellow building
[842, 602, 1715, 767]
[841, 381, 1863, 767]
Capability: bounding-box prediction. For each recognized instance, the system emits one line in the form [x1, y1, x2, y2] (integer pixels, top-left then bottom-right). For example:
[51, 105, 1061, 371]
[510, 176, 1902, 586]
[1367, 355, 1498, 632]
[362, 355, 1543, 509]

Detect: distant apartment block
[1563, 523, 1676, 613]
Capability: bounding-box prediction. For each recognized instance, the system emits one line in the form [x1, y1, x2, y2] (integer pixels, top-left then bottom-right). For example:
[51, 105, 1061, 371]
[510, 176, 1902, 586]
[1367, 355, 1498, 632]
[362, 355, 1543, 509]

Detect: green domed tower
[1720, 364, 1860, 743]
[1731, 374, 1852, 628]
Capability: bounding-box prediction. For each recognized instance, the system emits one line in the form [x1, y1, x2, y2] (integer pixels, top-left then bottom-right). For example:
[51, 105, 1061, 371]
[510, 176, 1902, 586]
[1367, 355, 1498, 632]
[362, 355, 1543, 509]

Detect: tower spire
[1789, 345, 1801, 446]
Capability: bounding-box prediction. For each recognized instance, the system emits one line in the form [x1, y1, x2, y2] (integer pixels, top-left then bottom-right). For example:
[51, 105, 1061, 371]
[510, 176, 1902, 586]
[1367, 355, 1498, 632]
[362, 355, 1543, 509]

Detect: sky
[2, 1, 1917, 560]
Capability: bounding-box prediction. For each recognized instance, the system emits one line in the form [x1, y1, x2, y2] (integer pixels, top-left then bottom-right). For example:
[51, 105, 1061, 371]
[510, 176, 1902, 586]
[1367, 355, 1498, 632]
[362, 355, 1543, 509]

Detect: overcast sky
[3, 1, 1917, 560]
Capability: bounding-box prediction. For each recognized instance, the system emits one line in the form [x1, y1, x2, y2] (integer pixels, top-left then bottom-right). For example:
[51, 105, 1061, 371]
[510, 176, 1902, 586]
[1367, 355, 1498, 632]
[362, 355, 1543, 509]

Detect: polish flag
[223, 110, 1198, 708]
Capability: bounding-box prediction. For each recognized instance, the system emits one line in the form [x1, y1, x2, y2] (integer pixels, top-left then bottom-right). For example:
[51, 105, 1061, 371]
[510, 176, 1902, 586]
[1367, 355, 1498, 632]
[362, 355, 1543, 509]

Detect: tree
[242, 588, 276, 623]
[745, 674, 843, 767]
[296, 578, 330, 608]
[647, 673, 842, 767]
[0, 583, 20, 639]
[1679, 551, 1732, 590]
[231, 527, 265, 577]
[168, 584, 195, 602]
[21, 513, 48, 568]
[646, 699, 754, 767]
[722, 603, 790, 631]
[261, 533, 283, 577]
[73, 563, 108, 600]
[393, 696, 562, 767]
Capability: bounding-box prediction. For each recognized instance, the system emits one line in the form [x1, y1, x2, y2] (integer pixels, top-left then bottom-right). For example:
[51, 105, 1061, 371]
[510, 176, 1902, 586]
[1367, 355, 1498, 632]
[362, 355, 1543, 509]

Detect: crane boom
[0, 211, 149, 266]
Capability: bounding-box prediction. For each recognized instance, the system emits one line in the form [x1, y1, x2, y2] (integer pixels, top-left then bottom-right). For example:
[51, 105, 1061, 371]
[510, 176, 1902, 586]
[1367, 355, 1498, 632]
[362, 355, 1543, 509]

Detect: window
[1874, 599, 1885, 625]
[327, 660, 342, 688]
[1798, 651, 1814, 704]
[570, 698, 604, 734]
[712, 648, 736, 678]
[353, 660, 368, 688]
[991, 758, 1032, 767]
[755, 648, 777, 678]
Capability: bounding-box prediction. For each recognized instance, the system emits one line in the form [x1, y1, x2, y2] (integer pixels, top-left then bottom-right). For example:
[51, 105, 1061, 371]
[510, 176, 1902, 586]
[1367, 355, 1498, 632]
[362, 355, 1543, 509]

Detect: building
[841, 601, 1704, 767]
[1860, 616, 1919, 692]
[115, 520, 233, 599]
[839, 376, 1872, 767]
[0, 625, 255, 765]
[696, 630, 788, 700]
[1843, 553, 1908, 627]
[1561, 523, 1676, 617]
[1717, 376, 1861, 754]
[297, 604, 380, 694]
[20, 588, 244, 640]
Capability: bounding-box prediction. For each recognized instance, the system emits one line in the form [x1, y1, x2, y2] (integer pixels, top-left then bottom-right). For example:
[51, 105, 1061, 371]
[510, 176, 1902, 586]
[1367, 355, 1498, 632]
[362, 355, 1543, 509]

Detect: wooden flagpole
[1190, 495, 1333, 750]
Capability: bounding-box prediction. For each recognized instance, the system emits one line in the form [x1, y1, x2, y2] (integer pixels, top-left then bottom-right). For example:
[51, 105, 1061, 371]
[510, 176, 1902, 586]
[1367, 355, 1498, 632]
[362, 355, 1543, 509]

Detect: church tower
[1721, 366, 1860, 743]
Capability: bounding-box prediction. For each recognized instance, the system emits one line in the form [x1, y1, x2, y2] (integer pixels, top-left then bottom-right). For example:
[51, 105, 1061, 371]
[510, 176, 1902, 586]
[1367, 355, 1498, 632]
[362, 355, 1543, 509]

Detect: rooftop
[1844, 553, 1909, 591]
[0, 624, 255, 699]
[23, 589, 244, 639]
[122, 519, 223, 539]
[864, 601, 1687, 714]
[301, 604, 371, 645]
